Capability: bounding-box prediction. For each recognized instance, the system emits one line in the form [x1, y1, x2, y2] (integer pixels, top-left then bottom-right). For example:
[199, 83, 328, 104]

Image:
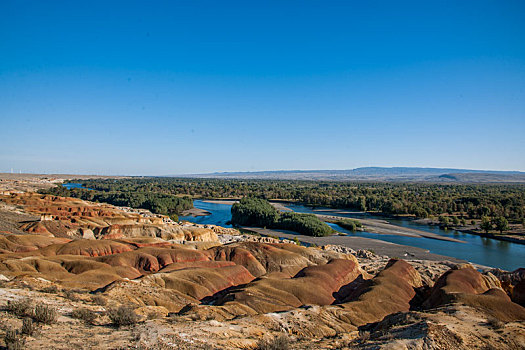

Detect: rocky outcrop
[423, 265, 525, 321]
[97, 246, 212, 273]
[423, 265, 501, 308]
[1, 193, 219, 243]
[512, 279, 525, 306]
[215, 258, 361, 314]
[0, 234, 70, 253]
[141, 265, 255, 301]
[334, 259, 422, 326]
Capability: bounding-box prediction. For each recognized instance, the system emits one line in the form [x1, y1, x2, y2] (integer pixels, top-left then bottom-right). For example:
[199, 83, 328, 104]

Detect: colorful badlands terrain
[0, 192, 524, 349]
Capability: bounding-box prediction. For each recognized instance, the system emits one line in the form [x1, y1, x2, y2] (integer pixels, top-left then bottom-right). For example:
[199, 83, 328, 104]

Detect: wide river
[180, 200, 525, 271]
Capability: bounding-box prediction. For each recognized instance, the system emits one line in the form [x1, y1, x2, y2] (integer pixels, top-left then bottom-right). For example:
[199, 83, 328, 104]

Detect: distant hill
[177, 167, 525, 183]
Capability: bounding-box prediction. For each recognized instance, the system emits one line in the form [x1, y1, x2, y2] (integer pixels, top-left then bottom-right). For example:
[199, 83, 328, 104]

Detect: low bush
[4, 328, 25, 350]
[335, 218, 362, 232]
[32, 304, 58, 324]
[107, 305, 140, 326]
[91, 295, 107, 306]
[40, 285, 58, 294]
[356, 330, 370, 343]
[71, 308, 97, 323]
[6, 298, 32, 317]
[20, 317, 37, 336]
[487, 316, 504, 329]
[63, 290, 79, 301]
[255, 334, 290, 350]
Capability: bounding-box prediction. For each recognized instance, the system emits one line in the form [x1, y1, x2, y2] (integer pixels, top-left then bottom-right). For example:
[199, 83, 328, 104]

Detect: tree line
[39, 185, 193, 220]
[68, 178, 525, 225]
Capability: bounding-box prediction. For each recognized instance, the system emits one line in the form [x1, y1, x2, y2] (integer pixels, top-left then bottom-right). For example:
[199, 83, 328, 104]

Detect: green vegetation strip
[40, 185, 193, 221]
[231, 197, 335, 237]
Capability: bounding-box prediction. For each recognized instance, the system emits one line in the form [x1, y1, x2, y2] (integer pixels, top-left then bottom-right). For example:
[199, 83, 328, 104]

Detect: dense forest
[231, 197, 334, 237]
[39, 185, 193, 220]
[73, 178, 525, 224]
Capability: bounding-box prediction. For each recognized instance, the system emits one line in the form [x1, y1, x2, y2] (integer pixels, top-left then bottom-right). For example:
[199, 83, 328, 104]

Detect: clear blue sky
[1, 1, 524, 175]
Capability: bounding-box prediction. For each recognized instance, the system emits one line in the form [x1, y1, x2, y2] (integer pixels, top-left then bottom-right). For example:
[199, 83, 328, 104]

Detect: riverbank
[241, 226, 471, 265]
[203, 199, 464, 243]
[190, 199, 525, 270]
[180, 207, 211, 217]
[202, 198, 524, 246]
[318, 214, 465, 243]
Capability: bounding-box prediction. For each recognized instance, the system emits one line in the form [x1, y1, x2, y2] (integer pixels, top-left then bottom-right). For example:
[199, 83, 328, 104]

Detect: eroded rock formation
[0, 191, 524, 349]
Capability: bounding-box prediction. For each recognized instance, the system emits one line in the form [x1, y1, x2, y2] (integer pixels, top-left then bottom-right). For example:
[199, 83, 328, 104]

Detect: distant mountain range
[177, 167, 525, 183]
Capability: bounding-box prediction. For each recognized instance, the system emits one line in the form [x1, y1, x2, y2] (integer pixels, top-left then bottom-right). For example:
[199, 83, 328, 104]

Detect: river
[180, 200, 525, 271]
[61, 183, 92, 190]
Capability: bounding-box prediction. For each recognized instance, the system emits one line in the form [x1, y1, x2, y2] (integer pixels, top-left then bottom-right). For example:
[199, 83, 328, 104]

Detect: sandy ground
[0, 173, 122, 193]
[0, 203, 39, 234]
[180, 208, 211, 217]
[241, 227, 468, 264]
[317, 214, 465, 243]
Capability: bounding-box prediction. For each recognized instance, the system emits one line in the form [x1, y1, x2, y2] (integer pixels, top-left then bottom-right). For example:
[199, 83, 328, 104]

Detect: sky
[1, 1, 524, 175]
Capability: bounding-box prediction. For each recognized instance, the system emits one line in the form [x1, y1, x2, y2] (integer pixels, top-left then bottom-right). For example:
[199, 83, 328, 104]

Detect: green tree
[480, 216, 492, 234]
[438, 216, 449, 227]
[491, 216, 509, 234]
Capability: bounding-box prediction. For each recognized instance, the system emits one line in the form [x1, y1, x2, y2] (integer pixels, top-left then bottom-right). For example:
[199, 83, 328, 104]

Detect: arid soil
[0, 173, 120, 193]
[0, 189, 523, 349]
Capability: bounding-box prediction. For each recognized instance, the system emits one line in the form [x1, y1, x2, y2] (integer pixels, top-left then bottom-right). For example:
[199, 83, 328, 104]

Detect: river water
[61, 183, 92, 190]
[180, 200, 525, 271]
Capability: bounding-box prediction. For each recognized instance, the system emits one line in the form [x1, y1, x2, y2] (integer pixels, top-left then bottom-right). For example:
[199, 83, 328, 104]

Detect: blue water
[181, 200, 525, 271]
[61, 182, 92, 190]
[179, 200, 233, 227]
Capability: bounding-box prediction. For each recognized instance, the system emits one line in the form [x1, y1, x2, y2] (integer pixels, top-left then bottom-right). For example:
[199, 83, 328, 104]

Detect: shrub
[71, 308, 97, 323]
[107, 305, 140, 326]
[6, 298, 32, 317]
[256, 334, 290, 350]
[4, 328, 25, 350]
[278, 212, 334, 237]
[63, 290, 79, 301]
[487, 317, 504, 329]
[40, 285, 58, 294]
[356, 330, 370, 343]
[91, 295, 107, 306]
[335, 218, 362, 232]
[32, 304, 58, 324]
[20, 317, 37, 336]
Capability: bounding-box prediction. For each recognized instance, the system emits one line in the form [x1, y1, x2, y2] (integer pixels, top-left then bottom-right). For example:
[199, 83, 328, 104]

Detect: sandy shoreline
[181, 208, 211, 217]
[317, 214, 465, 243]
[241, 226, 470, 265]
[202, 199, 463, 242]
